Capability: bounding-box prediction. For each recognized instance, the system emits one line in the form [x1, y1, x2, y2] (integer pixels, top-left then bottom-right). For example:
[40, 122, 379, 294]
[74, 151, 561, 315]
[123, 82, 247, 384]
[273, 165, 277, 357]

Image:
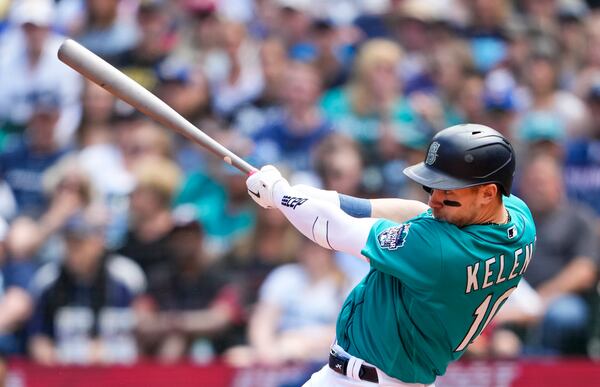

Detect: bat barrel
[58, 39, 256, 175]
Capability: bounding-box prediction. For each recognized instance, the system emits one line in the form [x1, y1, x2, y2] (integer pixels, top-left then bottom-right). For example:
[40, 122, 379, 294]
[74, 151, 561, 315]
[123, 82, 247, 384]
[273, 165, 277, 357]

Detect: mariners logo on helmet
[377, 224, 410, 250]
[426, 142, 440, 166]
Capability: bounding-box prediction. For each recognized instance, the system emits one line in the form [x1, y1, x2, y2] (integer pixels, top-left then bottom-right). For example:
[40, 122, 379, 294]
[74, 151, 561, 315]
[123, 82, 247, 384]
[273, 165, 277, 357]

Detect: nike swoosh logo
[248, 189, 261, 198]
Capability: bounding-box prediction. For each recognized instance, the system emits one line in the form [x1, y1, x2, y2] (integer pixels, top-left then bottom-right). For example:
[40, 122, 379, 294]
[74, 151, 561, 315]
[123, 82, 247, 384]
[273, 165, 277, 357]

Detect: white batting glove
[246, 165, 290, 209]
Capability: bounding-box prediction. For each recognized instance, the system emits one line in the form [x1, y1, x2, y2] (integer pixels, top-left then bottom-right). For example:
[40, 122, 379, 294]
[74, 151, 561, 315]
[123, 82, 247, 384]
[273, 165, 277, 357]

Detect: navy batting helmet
[403, 124, 515, 196]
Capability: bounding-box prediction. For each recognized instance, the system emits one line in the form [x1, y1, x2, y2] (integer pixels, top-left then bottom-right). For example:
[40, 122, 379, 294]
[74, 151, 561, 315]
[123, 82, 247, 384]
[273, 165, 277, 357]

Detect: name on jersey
[281, 195, 308, 209]
[465, 241, 535, 294]
[377, 224, 410, 250]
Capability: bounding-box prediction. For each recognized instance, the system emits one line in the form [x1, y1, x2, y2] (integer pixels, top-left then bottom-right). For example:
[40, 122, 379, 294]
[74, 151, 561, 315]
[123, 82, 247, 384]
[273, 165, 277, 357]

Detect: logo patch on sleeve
[377, 224, 410, 250]
[281, 195, 308, 209]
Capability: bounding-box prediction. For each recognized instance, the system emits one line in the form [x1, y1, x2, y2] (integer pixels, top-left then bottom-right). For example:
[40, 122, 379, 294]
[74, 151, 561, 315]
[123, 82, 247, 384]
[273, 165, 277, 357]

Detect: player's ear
[480, 184, 498, 204]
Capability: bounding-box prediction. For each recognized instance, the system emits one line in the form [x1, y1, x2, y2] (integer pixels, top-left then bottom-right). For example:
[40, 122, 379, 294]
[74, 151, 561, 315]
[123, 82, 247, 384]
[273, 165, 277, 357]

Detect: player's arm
[293, 184, 429, 223]
[247, 166, 376, 258]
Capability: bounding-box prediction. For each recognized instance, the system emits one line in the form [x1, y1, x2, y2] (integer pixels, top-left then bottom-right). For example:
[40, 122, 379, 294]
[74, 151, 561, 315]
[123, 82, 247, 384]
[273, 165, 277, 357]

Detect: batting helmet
[403, 124, 515, 196]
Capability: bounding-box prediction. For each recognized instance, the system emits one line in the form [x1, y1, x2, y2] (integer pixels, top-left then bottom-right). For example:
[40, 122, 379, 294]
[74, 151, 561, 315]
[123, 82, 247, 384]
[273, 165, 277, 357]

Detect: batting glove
[246, 165, 290, 209]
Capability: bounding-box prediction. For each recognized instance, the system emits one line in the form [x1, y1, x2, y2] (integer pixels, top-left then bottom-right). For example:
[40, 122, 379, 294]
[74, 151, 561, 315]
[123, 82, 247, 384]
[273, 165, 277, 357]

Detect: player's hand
[246, 165, 289, 209]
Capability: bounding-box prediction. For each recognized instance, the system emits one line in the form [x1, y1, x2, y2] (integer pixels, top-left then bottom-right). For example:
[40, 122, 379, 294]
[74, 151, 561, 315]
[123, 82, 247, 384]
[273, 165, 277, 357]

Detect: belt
[329, 349, 379, 383]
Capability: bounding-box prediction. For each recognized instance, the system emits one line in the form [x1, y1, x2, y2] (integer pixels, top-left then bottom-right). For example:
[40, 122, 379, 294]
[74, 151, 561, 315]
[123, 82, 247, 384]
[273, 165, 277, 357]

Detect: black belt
[328, 350, 379, 383]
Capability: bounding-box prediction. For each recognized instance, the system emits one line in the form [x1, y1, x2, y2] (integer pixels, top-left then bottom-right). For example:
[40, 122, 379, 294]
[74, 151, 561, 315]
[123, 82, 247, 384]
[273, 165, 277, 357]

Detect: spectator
[0, 217, 36, 358]
[116, 157, 182, 280]
[135, 212, 242, 363]
[175, 145, 257, 260]
[429, 39, 476, 129]
[456, 72, 488, 127]
[28, 211, 146, 365]
[564, 82, 600, 216]
[321, 39, 427, 170]
[118, 120, 175, 171]
[6, 155, 103, 264]
[225, 207, 301, 311]
[252, 61, 333, 174]
[155, 59, 211, 125]
[0, 92, 71, 218]
[520, 44, 587, 137]
[518, 153, 598, 355]
[225, 239, 354, 367]
[210, 21, 264, 117]
[483, 69, 520, 139]
[233, 37, 288, 137]
[274, 0, 315, 61]
[109, 0, 177, 91]
[0, 0, 83, 149]
[572, 12, 600, 98]
[464, 0, 512, 73]
[516, 111, 566, 163]
[75, 0, 138, 57]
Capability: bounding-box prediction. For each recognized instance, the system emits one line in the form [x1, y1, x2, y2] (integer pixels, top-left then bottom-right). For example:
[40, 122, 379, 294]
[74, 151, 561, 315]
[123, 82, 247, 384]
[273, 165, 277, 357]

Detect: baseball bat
[57, 39, 257, 175]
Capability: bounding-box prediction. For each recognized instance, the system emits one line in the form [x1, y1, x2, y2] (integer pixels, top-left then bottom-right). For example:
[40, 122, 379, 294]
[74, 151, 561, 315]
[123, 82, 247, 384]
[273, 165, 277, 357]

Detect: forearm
[538, 257, 597, 298]
[0, 288, 33, 332]
[273, 183, 376, 257]
[178, 306, 234, 336]
[29, 336, 57, 365]
[294, 185, 428, 222]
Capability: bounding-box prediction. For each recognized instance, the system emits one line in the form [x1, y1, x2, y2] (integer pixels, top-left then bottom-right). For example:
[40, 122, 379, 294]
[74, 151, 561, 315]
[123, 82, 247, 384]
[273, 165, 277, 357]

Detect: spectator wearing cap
[135, 208, 243, 363]
[483, 69, 519, 139]
[274, 0, 316, 60]
[108, 0, 177, 91]
[155, 58, 214, 174]
[0, 92, 71, 218]
[0, 0, 83, 149]
[516, 111, 566, 162]
[251, 61, 333, 175]
[563, 83, 600, 216]
[28, 211, 146, 365]
[516, 154, 598, 355]
[75, 0, 138, 58]
[156, 59, 211, 124]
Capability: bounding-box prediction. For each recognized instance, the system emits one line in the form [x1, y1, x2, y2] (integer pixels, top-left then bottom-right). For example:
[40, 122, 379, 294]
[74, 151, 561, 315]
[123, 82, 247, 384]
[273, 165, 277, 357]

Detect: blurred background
[1, 0, 600, 386]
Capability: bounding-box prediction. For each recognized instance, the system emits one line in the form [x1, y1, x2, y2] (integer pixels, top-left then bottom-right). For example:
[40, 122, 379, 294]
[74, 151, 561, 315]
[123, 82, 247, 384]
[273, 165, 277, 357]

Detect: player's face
[427, 187, 483, 226]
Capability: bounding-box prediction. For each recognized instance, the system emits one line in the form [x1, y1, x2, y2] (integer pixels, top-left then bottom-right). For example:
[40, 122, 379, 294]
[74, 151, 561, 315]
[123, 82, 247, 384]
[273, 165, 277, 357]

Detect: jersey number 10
[454, 286, 517, 352]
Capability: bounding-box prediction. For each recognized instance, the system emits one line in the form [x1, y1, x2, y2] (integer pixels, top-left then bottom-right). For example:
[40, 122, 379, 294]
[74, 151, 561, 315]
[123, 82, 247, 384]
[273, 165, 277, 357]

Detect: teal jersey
[335, 195, 536, 384]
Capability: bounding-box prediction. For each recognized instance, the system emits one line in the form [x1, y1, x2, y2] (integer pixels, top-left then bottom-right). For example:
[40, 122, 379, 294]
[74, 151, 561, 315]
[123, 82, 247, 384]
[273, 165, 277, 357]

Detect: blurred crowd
[1, 0, 600, 380]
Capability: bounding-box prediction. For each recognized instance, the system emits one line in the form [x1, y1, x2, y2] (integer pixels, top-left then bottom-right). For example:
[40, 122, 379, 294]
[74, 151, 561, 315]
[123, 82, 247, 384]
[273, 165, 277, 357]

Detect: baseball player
[246, 124, 536, 386]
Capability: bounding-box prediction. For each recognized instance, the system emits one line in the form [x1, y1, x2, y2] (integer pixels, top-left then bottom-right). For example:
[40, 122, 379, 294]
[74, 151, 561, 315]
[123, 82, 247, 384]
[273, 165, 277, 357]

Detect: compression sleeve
[338, 194, 372, 218]
[292, 185, 372, 218]
[272, 183, 377, 258]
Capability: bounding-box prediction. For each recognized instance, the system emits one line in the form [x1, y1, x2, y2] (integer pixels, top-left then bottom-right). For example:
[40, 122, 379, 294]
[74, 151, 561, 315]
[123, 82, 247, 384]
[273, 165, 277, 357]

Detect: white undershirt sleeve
[272, 182, 377, 259]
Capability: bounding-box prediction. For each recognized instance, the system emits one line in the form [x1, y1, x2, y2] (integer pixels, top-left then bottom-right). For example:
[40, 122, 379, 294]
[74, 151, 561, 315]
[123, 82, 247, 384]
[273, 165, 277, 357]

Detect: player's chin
[431, 208, 446, 220]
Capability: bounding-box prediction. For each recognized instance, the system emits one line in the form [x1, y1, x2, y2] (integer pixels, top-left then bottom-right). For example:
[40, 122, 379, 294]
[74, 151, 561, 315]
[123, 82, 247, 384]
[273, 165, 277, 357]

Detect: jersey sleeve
[361, 218, 442, 291]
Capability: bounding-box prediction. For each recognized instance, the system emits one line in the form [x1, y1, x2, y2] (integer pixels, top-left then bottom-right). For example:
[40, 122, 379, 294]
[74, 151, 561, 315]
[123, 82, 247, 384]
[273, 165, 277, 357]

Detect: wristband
[338, 194, 372, 218]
